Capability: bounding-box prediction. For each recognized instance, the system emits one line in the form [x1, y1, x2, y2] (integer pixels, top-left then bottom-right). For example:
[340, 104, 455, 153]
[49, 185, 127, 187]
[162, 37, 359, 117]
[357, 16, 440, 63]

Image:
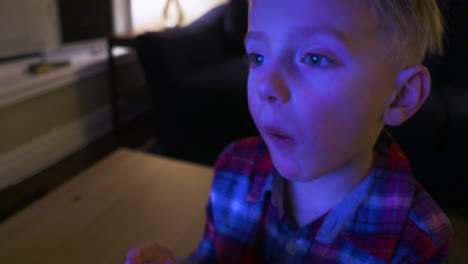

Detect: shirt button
[286, 240, 299, 254]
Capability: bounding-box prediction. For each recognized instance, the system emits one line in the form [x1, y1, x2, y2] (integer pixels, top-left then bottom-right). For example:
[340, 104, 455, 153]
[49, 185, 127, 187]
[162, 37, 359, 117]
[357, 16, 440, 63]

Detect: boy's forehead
[248, 0, 379, 40]
[246, 26, 349, 43]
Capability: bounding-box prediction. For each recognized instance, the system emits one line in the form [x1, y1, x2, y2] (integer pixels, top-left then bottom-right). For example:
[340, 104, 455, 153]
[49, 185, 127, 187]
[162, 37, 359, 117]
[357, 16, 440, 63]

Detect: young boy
[126, 0, 453, 263]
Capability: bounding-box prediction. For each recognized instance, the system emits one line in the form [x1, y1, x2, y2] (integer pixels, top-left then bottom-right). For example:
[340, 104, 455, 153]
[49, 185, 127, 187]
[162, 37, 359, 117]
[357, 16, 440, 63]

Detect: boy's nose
[256, 69, 290, 104]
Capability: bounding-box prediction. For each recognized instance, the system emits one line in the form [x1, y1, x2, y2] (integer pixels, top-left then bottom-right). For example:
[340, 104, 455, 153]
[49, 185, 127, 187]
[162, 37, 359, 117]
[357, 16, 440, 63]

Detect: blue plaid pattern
[188, 132, 453, 263]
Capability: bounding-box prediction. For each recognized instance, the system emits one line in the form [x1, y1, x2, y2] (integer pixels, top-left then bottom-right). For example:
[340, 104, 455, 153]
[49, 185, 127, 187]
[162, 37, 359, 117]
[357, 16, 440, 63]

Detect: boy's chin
[271, 151, 327, 183]
[271, 152, 305, 181]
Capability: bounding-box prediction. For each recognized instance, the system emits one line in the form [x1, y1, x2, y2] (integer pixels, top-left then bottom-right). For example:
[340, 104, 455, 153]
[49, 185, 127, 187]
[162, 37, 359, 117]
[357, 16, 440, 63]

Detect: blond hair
[366, 0, 445, 64]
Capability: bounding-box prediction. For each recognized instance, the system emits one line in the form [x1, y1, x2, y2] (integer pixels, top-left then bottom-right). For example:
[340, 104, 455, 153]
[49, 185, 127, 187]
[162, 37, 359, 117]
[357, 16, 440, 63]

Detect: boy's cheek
[247, 83, 260, 112]
[247, 95, 261, 128]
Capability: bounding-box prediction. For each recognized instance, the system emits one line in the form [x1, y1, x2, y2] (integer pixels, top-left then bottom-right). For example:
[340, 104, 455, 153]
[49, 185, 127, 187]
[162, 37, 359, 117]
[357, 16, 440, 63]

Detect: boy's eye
[302, 53, 332, 67]
[246, 53, 265, 68]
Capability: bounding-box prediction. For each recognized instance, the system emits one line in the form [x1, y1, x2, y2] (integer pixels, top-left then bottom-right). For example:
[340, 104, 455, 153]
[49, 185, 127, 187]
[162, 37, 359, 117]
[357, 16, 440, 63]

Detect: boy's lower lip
[266, 132, 296, 149]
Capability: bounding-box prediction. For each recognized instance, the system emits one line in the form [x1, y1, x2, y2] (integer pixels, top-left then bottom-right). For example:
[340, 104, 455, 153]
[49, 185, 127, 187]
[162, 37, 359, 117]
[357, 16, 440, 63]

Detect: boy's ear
[383, 65, 431, 126]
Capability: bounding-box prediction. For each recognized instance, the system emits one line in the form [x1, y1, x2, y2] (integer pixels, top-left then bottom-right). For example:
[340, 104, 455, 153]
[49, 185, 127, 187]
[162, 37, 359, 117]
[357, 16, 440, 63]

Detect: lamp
[130, 0, 227, 32]
[162, 0, 184, 28]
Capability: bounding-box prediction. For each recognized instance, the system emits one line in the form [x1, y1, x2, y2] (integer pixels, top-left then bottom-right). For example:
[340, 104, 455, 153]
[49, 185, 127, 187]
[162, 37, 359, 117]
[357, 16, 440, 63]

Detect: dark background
[57, 0, 113, 43]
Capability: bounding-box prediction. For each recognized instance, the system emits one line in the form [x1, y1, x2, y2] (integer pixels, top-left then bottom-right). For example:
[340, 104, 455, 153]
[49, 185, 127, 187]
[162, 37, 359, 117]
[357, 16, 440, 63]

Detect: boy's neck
[284, 150, 376, 228]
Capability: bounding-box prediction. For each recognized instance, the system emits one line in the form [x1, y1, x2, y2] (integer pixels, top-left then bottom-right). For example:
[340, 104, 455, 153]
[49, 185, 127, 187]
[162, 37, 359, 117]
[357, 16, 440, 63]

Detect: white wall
[0, 0, 59, 59]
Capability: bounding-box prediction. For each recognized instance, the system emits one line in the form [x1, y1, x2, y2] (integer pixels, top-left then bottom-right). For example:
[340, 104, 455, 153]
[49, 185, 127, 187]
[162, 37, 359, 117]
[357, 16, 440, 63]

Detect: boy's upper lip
[263, 125, 294, 140]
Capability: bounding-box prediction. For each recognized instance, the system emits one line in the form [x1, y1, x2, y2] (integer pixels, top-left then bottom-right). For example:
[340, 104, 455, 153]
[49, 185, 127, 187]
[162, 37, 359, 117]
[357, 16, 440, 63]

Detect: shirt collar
[315, 166, 381, 244]
[340, 130, 414, 262]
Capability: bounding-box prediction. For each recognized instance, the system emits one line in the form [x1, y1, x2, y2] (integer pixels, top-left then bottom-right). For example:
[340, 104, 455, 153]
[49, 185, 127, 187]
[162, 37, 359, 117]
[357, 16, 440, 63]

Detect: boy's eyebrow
[244, 26, 350, 45]
[244, 31, 267, 45]
[296, 26, 350, 43]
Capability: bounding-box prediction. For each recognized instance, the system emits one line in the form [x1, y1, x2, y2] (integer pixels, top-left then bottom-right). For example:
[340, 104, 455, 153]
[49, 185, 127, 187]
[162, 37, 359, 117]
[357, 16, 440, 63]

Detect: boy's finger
[125, 244, 156, 264]
[125, 241, 174, 264]
[125, 246, 143, 264]
[124, 247, 136, 264]
[163, 258, 178, 264]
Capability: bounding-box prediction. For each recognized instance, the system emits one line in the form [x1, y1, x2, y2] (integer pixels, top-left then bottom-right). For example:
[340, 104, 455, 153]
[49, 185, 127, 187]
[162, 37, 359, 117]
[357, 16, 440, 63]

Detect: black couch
[135, 0, 254, 165]
[135, 0, 467, 201]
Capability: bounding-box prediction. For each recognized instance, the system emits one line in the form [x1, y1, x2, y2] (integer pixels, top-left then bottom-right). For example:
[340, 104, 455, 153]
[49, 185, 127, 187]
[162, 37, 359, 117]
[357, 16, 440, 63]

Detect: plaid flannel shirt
[188, 131, 453, 263]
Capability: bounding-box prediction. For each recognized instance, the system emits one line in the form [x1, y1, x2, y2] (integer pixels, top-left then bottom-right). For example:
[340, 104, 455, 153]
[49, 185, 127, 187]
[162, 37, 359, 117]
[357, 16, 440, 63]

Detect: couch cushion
[223, 0, 248, 46]
[175, 56, 249, 93]
[157, 57, 256, 163]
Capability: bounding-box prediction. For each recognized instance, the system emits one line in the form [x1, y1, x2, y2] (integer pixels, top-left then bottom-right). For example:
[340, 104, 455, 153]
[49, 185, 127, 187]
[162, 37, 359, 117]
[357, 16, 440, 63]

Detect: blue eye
[247, 53, 265, 68]
[303, 53, 332, 66]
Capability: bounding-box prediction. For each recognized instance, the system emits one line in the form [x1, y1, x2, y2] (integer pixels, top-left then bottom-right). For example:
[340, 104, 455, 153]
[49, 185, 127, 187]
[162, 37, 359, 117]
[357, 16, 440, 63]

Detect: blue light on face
[247, 53, 265, 68]
[306, 54, 321, 65]
[255, 55, 265, 64]
[303, 53, 333, 67]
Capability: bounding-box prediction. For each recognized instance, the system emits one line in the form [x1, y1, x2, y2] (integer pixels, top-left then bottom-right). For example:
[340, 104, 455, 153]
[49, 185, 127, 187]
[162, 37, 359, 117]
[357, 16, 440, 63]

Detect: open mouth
[271, 132, 292, 140]
[263, 125, 295, 148]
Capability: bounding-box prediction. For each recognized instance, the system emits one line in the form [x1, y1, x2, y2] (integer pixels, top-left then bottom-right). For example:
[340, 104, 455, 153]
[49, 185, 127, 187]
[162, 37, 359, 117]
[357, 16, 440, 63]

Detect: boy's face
[246, 0, 399, 181]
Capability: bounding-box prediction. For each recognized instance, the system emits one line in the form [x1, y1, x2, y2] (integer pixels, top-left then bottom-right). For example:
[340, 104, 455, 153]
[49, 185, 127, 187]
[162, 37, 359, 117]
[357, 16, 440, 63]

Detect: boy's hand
[125, 241, 180, 264]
